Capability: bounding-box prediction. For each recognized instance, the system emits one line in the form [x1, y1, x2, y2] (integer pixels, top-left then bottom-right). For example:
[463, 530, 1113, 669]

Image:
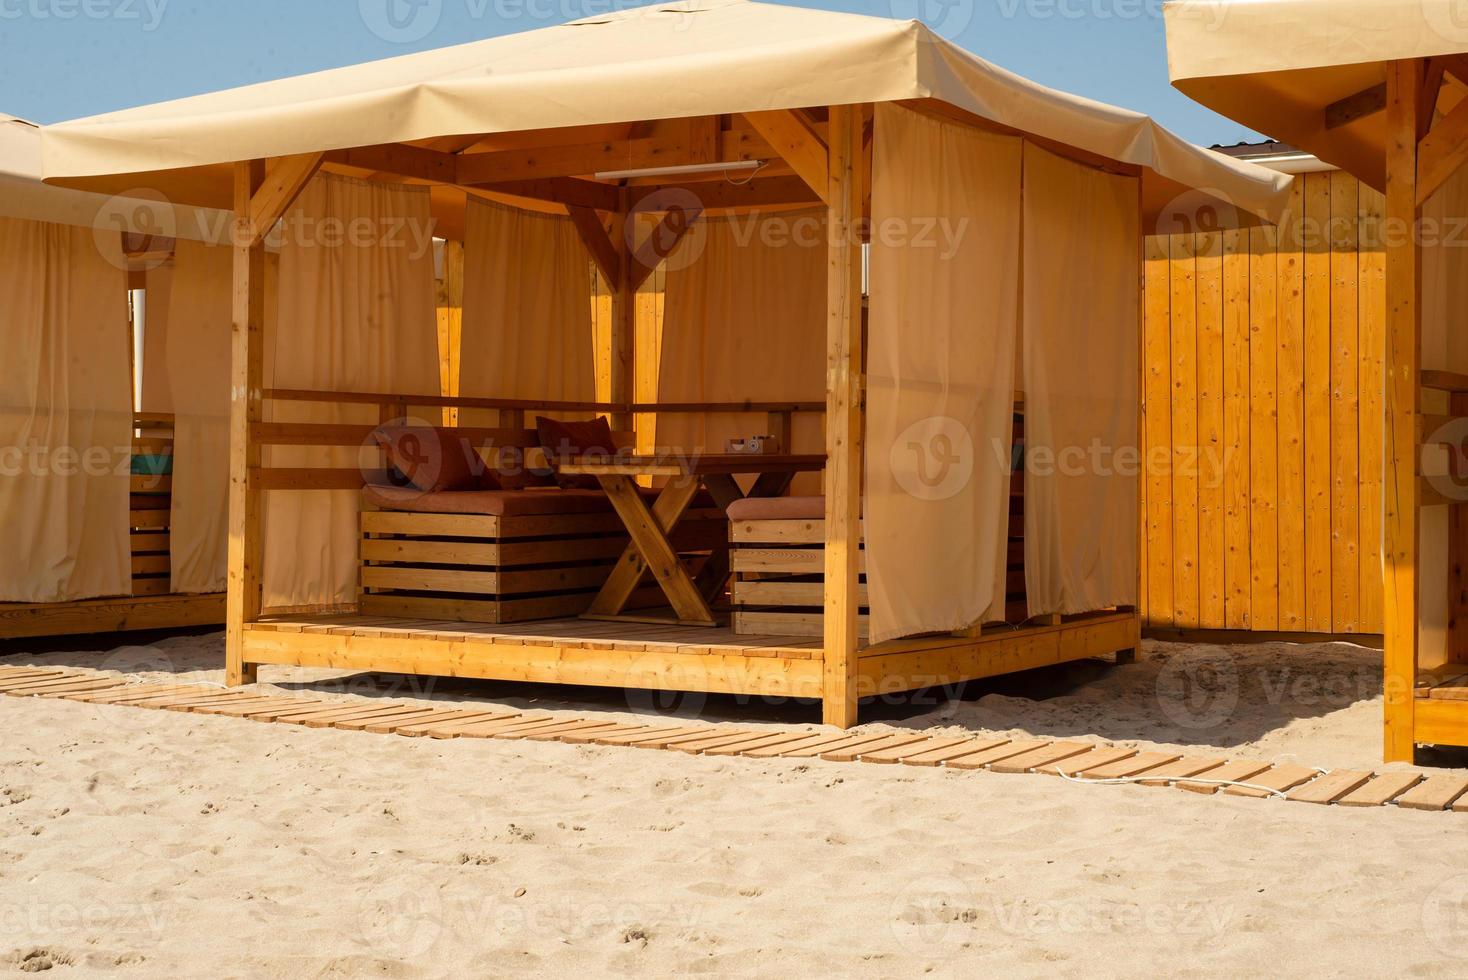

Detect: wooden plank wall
[1142, 171, 1386, 636]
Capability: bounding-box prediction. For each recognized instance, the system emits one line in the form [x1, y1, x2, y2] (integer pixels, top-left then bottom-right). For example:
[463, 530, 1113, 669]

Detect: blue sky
[0, 0, 1260, 146]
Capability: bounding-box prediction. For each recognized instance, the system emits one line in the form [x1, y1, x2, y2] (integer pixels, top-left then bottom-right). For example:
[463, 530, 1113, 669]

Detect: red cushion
[536, 415, 616, 490]
[365, 484, 617, 517]
[373, 425, 498, 493]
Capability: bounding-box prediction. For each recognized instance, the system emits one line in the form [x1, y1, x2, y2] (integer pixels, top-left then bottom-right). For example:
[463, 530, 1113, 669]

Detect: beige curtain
[263, 174, 438, 610]
[153, 240, 234, 594]
[0, 216, 131, 602]
[866, 104, 1021, 643]
[658, 209, 827, 492]
[1022, 145, 1140, 616]
[460, 197, 595, 416]
[140, 261, 174, 413]
[1419, 165, 1468, 668]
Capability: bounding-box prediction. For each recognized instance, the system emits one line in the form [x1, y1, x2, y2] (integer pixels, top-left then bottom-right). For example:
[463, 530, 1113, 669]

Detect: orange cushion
[725, 496, 827, 521]
[373, 425, 497, 493]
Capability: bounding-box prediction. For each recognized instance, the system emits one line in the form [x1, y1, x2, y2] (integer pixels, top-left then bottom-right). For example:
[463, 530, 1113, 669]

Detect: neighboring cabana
[1166, 0, 1468, 761]
[0, 113, 232, 640]
[42, 0, 1289, 726]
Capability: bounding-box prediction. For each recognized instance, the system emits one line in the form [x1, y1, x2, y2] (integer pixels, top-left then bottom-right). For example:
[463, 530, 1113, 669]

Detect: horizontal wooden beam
[1423, 369, 1468, 393]
[1325, 83, 1387, 130]
[475, 177, 620, 212]
[456, 131, 778, 185]
[325, 144, 458, 183]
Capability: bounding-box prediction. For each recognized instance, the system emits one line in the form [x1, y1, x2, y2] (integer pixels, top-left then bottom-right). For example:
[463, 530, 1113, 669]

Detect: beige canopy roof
[41, 0, 1289, 224]
[1166, 0, 1468, 189]
[3, 112, 227, 242]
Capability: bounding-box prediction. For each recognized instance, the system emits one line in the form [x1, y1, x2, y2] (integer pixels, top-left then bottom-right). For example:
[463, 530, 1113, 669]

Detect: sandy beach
[3, 633, 1468, 976]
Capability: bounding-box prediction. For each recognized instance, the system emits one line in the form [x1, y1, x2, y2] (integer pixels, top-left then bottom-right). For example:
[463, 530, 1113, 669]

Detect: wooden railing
[252, 389, 827, 491]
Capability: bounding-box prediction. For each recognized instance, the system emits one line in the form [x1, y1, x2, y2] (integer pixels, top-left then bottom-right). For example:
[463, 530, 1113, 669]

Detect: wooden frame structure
[202, 103, 1146, 726]
[1381, 59, 1468, 760]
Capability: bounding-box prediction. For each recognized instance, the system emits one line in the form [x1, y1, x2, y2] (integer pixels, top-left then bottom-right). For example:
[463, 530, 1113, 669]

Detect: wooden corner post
[822, 105, 866, 728]
[1383, 59, 1423, 762]
[226, 152, 323, 686]
[609, 190, 636, 433]
[226, 160, 266, 686]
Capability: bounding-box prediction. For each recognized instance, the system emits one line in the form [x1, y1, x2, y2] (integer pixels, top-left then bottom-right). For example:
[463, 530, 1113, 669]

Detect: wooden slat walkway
[4, 662, 1465, 813]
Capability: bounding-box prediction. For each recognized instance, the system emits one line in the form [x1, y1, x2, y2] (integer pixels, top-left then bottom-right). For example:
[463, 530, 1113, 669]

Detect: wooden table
[560, 454, 827, 627]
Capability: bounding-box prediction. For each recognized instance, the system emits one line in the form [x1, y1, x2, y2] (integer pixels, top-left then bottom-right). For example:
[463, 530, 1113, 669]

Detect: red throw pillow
[536, 415, 617, 490]
[373, 425, 499, 493]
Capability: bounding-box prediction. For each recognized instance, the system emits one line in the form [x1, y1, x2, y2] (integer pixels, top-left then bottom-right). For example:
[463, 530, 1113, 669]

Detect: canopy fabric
[0, 215, 132, 603]
[865, 103, 1019, 643]
[262, 174, 439, 611]
[1, 113, 227, 239]
[1165, 0, 1468, 189]
[1021, 144, 1140, 616]
[39, 1, 1288, 224]
[656, 208, 827, 495]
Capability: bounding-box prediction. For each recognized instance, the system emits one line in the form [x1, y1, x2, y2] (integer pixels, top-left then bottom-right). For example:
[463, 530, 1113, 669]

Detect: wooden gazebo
[1168, 0, 1468, 760]
[41, 1, 1287, 726]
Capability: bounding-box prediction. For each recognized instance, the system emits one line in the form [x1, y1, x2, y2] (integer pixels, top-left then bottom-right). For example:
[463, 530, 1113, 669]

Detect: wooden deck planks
[10, 661, 1468, 815]
[900, 738, 1011, 768]
[1134, 757, 1228, 787]
[1037, 746, 1138, 776]
[1222, 764, 1322, 799]
[1175, 759, 1274, 795]
[989, 742, 1096, 775]
[1396, 775, 1468, 811]
[1286, 769, 1374, 805]
[945, 740, 1052, 771]
[1336, 771, 1423, 807]
[1079, 751, 1184, 780]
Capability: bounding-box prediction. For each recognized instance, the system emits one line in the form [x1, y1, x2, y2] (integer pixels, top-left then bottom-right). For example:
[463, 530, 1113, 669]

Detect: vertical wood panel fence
[1142, 171, 1386, 637]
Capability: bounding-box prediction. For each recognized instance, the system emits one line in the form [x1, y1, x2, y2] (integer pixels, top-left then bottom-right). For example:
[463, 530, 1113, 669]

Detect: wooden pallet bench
[359, 490, 728, 625]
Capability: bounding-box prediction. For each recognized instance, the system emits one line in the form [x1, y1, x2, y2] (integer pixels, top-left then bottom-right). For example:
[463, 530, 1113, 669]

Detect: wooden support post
[822, 105, 866, 729]
[226, 161, 266, 687]
[609, 190, 636, 432]
[1450, 393, 1468, 660]
[1383, 59, 1424, 762]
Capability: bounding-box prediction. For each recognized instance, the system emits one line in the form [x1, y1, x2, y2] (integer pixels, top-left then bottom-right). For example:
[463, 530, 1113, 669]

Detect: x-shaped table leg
[582, 474, 715, 626]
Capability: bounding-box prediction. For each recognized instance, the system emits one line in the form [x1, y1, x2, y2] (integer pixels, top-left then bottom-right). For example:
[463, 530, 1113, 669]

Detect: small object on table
[558, 453, 826, 627]
[725, 436, 781, 455]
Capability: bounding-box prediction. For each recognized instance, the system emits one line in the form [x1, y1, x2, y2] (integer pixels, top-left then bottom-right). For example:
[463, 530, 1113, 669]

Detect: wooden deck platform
[241, 609, 1139, 702]
[1414, 663, 1468, 748]
[0, 593, 226, 641]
